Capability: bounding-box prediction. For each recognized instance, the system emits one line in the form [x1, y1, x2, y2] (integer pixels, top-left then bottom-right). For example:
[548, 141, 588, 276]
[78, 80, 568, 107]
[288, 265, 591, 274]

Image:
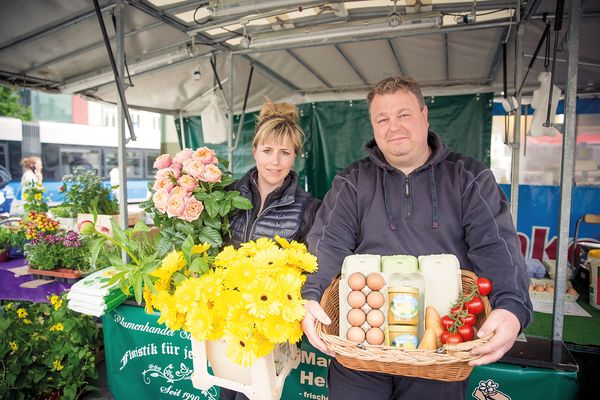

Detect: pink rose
[152, 189, 170, 213]
[173, 148, 194, 164]
[166, 194, 186, 218]
[170, 185, 191, 198]
[153, 154, 172, 169]
[178, 174, 198, 192]
[201, 164, 222, 183]
[153, 177, 175, 193]
[193, 147, 218, 165]
[156, 166, 181, 180]
[182, 158, 205, 181]
[181, 197, 204, 222]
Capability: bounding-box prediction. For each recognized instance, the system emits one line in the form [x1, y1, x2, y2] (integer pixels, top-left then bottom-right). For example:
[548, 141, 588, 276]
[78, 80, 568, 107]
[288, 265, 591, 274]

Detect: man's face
[369, 90, 430, 172]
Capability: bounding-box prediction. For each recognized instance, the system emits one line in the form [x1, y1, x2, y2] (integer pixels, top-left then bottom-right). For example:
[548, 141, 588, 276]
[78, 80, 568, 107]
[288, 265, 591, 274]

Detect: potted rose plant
[60, 167, 119, 235]
[0, 294, 99, 399]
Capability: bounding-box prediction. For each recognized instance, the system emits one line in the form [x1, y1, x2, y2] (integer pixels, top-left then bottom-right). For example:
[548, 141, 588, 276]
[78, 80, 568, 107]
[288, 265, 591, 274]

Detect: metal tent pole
[552, 0, 581, 341]
[228, 51, 234, 172]
[510, 3, 523, 226]
[115, 0, 129, 238]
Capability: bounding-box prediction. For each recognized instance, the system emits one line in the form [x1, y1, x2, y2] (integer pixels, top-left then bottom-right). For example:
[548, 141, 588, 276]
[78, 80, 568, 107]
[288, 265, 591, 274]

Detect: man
[301, 76, 532, 400]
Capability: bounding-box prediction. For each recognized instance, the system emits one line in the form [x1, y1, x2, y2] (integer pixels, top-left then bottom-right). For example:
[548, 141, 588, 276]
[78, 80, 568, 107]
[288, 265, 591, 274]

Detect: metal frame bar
[444, 33, 450, 81]
[386, 40, 406, 75]
[334, 44, 368, 85]
[286, 50, 332, 88]
[238, 54, 298, 92]
[486, 27, 510, 83]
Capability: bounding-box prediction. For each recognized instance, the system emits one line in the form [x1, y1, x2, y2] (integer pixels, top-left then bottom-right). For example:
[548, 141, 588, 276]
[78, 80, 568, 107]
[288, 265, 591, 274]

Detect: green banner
[103, 304, 577, 400]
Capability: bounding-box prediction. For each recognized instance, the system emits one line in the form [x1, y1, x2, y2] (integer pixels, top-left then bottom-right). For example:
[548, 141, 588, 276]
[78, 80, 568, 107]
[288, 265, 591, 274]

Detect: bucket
[589, 250, 600, 310]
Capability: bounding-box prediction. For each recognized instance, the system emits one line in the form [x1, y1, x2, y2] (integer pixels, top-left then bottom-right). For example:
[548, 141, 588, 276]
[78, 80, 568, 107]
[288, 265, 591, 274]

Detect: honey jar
[387, 324, 418, 349]
[387, 286, 419, 325]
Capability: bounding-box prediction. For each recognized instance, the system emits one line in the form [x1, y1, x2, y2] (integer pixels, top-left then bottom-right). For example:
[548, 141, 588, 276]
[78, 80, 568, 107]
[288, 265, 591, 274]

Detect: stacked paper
[67, 267, 127, 317]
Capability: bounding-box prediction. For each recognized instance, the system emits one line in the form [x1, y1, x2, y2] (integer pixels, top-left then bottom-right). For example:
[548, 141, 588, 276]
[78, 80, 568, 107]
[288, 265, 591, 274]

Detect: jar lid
[387, 286, 418, 294]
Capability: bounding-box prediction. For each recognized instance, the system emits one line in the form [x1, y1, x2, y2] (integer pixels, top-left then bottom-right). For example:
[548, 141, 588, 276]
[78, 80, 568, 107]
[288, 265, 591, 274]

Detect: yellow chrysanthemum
[154, 291, 184, 331]
[285, 249, 318, 273]
[275, 272, 307, 322]
[9, 341, 18, 352]
[252, 247, 287, 270]
[53, 360, 64, 371]
[224, 325, 273, 367]
[274, 235, 307, 252]
[5, 303, 12, 311]
[50, 295, 59, 305]
[213, 245, 238, 268]
[222, 258, 260, 290]
[239, 237, 276, 257]
[49, 323, 64, 332]
[186, 306, 215, 342]
[23, 319, 32, 324]
[53, 299, 63, 310]
[143, 287, 155, 313]
[191, 243, 211, 255]
[17, 308, 27, 319]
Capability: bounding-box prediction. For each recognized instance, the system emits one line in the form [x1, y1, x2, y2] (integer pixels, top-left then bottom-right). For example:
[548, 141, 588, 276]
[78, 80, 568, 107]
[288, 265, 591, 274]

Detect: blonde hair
[253, 102, 305, 153]
[21, 156, 42, 171]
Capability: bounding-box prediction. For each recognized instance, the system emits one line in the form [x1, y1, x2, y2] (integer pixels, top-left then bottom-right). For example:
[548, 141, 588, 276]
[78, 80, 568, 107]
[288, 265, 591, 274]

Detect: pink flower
[153, 177, 175, 193]
[178, 174, 198, 192]
[181, 197, 204, 222]
[166, 194, 186, 218]
[170, 186, 191, 198]
[156, 166, 181, 181]
[173, 148, 194, 164]
[182, 159, 205, 181]
[152, 189, 170, 213]
[201, 164, 222, 183]
[193, 147, 218, 165]
[153, 154, 172, 169]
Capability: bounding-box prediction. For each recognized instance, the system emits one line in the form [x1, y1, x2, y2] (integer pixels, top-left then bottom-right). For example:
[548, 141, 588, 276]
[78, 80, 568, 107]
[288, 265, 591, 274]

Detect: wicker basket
[316, 269, 492, 382]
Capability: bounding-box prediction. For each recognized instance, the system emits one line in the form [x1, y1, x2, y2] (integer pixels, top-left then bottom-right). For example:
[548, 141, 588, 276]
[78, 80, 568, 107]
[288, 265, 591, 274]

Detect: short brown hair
[366, 76, 425, 110]
[253, 102, 305, 153]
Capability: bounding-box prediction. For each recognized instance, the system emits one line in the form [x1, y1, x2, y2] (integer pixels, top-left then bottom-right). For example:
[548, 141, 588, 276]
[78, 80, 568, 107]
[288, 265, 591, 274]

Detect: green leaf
[134, 274, 143, 304]
[157, 237, 172, 257]
[111, 219, 128, 247]
[107, 254, 125, 268]
[219, 202, 231, 217]
[212, 190, 225, 201]
[204, 217, 222, 230]
[89, 238, 105, 269]
[199, 226, 222, 247]
[142, 274, 156, 294]
[133, 221, 150, 232]
[203, 197, 218, 218]
[181, 235, 194, 263]
[189, 256, 209, 274]
[193, 191, 209, 201]
[232, 195, 253, 210]
[171, 271, 188, 285]
[175, 221, 195, 236]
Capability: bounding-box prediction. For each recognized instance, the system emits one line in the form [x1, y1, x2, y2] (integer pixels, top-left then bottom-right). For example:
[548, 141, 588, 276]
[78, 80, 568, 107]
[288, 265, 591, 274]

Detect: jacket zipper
[245, 199, 294, 241]
[404, 176, 412, 219]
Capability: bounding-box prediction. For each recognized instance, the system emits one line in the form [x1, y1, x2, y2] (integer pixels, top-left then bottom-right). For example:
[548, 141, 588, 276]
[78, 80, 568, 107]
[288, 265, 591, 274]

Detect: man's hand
[469, 308, 521, 366]
[301, 300, 335, 356]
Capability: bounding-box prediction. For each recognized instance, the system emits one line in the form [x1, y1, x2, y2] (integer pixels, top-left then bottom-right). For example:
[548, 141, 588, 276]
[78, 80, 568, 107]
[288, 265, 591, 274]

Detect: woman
[220, 102, 320, 400]
[227, 101, 320, 248]
[20, 156, 43, 191]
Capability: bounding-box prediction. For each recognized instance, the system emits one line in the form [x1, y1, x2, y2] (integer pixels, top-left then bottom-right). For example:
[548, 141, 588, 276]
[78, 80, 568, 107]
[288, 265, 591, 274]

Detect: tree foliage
[0, 85, 32, 121]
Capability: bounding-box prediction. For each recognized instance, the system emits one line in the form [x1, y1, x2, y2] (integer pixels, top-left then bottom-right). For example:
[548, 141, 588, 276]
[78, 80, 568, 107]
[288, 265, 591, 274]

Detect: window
[104, 149, 144, 179]
[59, 148, 101, 178]
[146, 151, 160, 178]
[0, 143, 8, 168]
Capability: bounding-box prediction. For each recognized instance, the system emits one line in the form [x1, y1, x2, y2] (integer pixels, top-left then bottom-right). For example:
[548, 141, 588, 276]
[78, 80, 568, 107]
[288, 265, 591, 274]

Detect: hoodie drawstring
[383, 169, 397, 231]
[429, 165, 439, 229]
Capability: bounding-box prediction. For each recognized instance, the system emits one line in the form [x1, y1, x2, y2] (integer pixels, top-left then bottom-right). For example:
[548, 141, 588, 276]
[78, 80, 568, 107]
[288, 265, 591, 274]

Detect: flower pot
[38, 389, 62, 400]
[191, 339, 300, 400]
[57, 217, 78, 232]
[28, 267, 83, 281]
[0, 250, 9, 263]
[76, 213, 120, 237]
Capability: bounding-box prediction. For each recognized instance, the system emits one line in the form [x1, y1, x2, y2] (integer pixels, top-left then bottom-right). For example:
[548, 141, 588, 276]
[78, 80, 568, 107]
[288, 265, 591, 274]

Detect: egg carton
[339, 255, 427, 346]
[529, 278, 579, 302]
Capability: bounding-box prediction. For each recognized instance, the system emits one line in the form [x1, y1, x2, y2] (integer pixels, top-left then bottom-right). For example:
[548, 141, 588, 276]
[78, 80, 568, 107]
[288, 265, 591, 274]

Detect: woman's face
[253, 137, 296, 191]
[35, 160, 43, 172]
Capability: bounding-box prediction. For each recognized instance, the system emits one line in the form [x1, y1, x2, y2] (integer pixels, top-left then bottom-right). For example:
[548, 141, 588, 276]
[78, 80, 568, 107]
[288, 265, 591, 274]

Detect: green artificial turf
[524, 283, 600, 346]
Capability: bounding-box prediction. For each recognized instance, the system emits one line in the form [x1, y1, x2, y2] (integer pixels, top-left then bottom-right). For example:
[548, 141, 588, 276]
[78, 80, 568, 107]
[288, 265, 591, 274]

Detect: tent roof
[1, 0, 598, 115]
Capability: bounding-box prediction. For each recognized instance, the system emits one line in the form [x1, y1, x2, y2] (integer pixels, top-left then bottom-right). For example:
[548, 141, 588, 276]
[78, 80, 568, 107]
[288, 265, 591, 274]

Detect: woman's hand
[302, 300, 335, 356]
[468, 308, 521, 366]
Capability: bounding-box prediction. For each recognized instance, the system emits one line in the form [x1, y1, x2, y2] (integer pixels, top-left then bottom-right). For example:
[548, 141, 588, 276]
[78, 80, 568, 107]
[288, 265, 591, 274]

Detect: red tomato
[476, 277, 492, 296]
[441, 315, 455, 331]
[445, 333, 464, 344]
[465, 296, 484, 315]
[441, 331, 451, 344]
[450, 305, 463, 316]
[460, 314, 476, 327]
[457, 324, 474, 341]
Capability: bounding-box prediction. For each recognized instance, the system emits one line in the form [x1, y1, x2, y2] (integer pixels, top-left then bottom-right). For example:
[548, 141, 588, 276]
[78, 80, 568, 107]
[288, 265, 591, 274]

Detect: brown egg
[366, 291, 385, 309]
[534, 284, 545, 292]
[346, 326, 366, 343]
[366, 273, 385, 291]
[347, 291, 366, 308]
[545, 286, 554, 293]
[366, 327, 385, 345]
[347, 308, 366, 327]
[366, 309, 385, 327]
[347, 272, 366, 291]
[567, 288, 578, 296]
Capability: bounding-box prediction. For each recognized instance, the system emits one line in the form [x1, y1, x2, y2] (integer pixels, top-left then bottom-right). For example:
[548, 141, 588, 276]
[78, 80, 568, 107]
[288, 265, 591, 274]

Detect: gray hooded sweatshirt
[302, 132, 533, 329]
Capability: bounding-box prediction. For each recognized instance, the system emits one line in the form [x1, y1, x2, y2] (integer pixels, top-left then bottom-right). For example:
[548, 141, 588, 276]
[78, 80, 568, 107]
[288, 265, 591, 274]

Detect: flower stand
[191, 339, 300, 400]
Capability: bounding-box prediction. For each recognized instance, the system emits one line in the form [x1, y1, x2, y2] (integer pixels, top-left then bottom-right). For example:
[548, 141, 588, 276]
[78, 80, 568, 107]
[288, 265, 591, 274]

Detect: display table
[0, 257, 72, 302]
[103, 304, 578, 400]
